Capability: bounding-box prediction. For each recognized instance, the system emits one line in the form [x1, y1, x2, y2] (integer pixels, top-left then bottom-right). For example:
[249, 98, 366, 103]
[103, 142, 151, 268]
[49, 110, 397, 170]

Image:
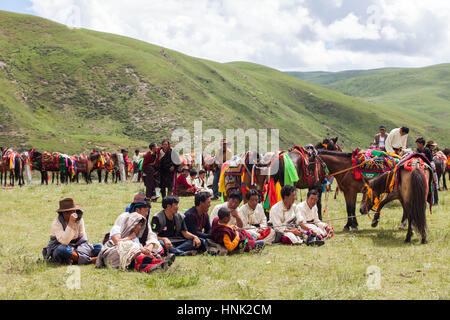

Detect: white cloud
[29, 0, 450, 71]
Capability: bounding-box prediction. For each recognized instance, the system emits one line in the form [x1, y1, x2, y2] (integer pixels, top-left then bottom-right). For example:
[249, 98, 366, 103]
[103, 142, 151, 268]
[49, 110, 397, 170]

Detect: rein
[323, 159, 368, 178]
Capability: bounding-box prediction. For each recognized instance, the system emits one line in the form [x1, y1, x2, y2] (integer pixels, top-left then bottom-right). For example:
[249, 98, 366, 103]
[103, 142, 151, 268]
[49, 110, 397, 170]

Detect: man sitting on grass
[107, 200, 164, 257]
[96, 212, 175, 273]
[176, 167, 197, 196]
[211, 207, 264, 254]
[151, 196, 208, 256]
[209, 190, 244, 228]
[238, 189, 276, 244]
[42, 198, 102, 265]
[269, 185, 305, 245]
[296, 189, 331, 243]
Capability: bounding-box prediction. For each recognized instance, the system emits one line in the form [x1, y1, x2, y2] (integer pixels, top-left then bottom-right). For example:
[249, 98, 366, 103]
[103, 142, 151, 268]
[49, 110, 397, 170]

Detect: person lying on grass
[96, 212, 175, 272]
[211, 207, 264, 254]
[42, 198, 102, 265]
[238, 189, 276, 244]
[151, 195, 208, 256]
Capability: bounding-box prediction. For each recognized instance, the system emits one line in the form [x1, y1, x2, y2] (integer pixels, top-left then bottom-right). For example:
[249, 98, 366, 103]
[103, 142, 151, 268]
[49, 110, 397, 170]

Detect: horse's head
[359, 174, 387, 215]
[316, 137, 341, 152]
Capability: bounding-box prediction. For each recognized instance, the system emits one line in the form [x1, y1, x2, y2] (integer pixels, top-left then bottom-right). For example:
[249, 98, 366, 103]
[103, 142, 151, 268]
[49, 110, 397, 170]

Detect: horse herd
[0, 147, 123, 186]
[2, 139, 449, 243]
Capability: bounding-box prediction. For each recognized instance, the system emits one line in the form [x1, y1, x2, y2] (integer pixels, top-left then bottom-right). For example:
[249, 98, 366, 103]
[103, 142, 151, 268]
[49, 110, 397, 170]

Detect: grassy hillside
[288, 65, 450, 147]
[0, 11, 448, 154]
[286, 68, 401, 86]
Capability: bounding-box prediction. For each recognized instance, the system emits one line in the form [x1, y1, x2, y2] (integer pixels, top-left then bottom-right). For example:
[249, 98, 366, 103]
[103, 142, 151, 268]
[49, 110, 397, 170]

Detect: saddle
[352, 148, 397, 180]
[42, 152, 60, 171]
[290, 145, 323, 185]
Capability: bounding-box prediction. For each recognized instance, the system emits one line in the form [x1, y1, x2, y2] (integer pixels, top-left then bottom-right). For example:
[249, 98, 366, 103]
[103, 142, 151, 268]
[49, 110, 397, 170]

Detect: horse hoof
[404, 239, 411, 243]
[421, 239, 427, 244]
[371, 220, 379, 228]
[351, 227, 358, 233]
[343, 226, 350, 232]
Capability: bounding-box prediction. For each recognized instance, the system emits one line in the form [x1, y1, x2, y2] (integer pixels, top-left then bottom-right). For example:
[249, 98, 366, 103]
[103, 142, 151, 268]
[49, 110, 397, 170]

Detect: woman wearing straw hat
[42, 198, 102, 264]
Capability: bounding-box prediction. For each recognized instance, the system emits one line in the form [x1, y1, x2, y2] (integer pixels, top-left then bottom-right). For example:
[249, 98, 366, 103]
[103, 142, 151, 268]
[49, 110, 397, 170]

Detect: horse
[103, 153, 120, 183]
[29, 149, 64, 185]
[1, 148, 23, 187]
[359, 156, 431, 244]
[444, 148, 450, 187]
[317, 150, 366, 232]
[220, 151, 270, 203]
[433, 151, 447, 191]
[73, 153, 101, 184]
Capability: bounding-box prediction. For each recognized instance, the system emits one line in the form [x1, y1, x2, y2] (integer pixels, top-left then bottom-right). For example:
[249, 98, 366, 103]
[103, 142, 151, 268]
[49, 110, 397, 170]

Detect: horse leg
[316, 188, 323, 221]
[343, 191, 358, 232]
[371, 191, 400, 227]
[98, 170, 102, 183]
[404, 204, 413, 243]
[104, 171, 108, 183]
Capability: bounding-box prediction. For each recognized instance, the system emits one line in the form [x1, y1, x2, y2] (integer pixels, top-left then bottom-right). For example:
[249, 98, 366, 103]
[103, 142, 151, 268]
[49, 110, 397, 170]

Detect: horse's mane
[318, 150, 352, 158]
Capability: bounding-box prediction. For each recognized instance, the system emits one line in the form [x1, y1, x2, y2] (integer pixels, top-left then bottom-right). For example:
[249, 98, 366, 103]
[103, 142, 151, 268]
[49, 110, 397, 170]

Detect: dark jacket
[184, 207, 211, 239]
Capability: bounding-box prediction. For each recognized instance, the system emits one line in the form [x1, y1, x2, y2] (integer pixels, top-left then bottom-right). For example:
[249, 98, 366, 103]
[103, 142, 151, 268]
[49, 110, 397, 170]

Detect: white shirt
[379, 136, 385, 148]
[296, 201, 327, 228]
[238, 203, 268, 228]
[209, 202, 240, 226]
[385, 128, 408, 154]
[268, 201, 298, 233]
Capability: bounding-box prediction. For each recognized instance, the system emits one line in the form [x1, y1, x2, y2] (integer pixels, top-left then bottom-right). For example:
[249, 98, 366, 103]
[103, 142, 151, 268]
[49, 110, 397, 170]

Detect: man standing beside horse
[385, 126, 409, 155]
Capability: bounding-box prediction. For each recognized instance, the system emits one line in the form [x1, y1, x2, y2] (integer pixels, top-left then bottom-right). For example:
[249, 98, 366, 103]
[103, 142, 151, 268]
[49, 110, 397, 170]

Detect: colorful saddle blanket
[42, 152, 60, 171]
[352, 148, 398, 179]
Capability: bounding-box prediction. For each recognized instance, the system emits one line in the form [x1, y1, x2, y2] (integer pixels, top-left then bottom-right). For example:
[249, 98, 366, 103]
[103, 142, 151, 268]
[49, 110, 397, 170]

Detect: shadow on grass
[336, 227, 425, 248]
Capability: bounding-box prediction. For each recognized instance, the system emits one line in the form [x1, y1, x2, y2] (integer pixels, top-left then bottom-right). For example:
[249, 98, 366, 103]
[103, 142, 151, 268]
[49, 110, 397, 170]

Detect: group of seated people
[42, 185, 333, 274]
[175, 167, 214, 197]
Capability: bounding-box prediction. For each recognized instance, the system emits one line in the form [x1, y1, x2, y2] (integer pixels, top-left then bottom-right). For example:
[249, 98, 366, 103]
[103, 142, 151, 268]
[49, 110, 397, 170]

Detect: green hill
[288, 65, 450, 147]
[0, 11, 448, 154]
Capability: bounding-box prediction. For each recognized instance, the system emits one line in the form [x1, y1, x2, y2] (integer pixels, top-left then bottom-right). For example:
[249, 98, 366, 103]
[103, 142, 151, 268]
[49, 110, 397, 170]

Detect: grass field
[0, 178, 448, 300]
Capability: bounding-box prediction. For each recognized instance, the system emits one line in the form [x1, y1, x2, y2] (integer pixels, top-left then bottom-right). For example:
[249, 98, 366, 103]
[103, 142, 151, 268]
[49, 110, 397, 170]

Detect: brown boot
[90, 257, 97, 264]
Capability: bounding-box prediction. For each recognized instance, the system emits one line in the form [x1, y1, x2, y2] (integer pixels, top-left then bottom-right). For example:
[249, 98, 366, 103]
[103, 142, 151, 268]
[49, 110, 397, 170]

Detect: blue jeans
[255, 240, 265, 249]
[54, 243, 102, 263]
[212, 169, 221, 198]
[159, 238, 208, 256]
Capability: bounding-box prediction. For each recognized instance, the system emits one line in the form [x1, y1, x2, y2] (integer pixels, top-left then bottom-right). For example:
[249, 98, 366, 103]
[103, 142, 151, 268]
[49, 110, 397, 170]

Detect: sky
[1, 0, 449, 72]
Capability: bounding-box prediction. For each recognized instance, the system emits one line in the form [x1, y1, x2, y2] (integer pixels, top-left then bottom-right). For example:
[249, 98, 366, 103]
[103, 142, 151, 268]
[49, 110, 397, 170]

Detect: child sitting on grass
[210, 207, 264, 254]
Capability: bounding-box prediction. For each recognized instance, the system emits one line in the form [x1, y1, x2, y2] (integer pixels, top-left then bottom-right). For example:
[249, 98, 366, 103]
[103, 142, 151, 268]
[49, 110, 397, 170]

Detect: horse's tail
[409, 168, 427, 239]
[14, 156, 21, 180]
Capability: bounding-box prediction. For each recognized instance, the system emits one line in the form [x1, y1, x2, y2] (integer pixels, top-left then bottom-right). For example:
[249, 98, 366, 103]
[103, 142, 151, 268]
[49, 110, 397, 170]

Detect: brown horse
[433, 152, 447, 191]
[317, 150, 365, 232]
[359, 159, 430, 243]
[221, 151, 269, 203]
[1, 147, 23, 187]
[29, 150, 64, 185]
